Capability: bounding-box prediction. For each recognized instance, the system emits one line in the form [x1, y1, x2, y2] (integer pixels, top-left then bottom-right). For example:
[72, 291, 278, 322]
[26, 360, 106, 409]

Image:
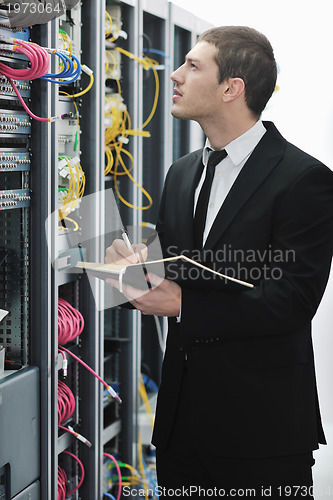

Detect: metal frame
[30, 20, 59, 500]
[79, 1, 105, 497]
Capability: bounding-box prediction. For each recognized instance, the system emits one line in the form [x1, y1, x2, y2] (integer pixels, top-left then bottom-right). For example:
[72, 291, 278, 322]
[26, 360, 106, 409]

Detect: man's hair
[198, 26, 277, 117]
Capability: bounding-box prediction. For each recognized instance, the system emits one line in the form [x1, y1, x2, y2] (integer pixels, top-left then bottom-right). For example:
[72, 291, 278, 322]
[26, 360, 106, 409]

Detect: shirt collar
[203, 120, 266, 167]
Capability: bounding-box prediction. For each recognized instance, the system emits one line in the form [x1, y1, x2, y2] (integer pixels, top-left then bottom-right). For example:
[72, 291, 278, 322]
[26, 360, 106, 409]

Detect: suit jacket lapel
[204, 122, 286, 250]
[177, 151, 203, 251]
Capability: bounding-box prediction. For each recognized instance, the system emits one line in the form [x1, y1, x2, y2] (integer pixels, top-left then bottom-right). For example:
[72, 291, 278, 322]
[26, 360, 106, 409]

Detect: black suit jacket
[151, 121, 333, 458]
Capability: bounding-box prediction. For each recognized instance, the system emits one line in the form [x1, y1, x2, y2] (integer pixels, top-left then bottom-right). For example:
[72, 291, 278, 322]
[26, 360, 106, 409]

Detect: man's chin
[171, 107, 188, 120]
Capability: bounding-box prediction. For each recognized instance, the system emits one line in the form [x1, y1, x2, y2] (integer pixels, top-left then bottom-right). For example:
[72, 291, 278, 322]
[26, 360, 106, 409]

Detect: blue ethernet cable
[103, 493, 116, 500]
[41, 52, 81, 84]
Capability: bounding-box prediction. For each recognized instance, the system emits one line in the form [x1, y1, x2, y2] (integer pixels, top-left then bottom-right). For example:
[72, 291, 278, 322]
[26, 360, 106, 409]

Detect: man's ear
[222, 77, 245, 102]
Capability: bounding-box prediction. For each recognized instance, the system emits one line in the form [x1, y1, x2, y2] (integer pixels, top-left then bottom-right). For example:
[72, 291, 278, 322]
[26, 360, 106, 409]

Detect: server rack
[0, 2, 211, 498]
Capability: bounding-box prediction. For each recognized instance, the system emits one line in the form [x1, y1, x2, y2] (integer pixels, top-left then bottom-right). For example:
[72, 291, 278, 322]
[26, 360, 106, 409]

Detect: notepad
[75, 254, 253, 290]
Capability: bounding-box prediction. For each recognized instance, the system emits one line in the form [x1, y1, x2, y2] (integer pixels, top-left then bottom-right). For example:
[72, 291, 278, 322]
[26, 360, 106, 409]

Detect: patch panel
[0, 26, 30, 42]
[0, 189, 30, 210]
[0, 48, 28, 64]
[0, 75, 31, 98]
[0, 110, 31, 134]
[0, 149, 31, 172]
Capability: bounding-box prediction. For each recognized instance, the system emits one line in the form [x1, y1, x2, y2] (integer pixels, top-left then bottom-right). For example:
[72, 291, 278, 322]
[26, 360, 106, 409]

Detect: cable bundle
[58, 156, 85, 223]
[0, 1, 80, 29]
[57, 299, 121, 405]
[58, 378, 92, 446]
[104, 36, 160, 210]
[41, 51, 81, 84]
[0, 37, 50, 79]
[0, 37, 73, 121]
[58, 450, 85, 500]
[58, 298, 84, 345]
[58, 380, 75, 426]
[56, 28, 95, 97]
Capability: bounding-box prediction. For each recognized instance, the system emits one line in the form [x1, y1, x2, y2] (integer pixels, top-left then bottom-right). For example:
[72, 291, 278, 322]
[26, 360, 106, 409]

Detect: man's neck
[201, 113, 259, 150]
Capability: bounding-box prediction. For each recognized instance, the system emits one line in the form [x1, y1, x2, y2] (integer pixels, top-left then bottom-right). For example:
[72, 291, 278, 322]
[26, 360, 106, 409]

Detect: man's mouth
[172, 88, 182, 101]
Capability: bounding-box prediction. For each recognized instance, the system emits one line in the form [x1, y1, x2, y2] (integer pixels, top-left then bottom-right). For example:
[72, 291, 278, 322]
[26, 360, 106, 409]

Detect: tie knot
[207, 149, 227, 168]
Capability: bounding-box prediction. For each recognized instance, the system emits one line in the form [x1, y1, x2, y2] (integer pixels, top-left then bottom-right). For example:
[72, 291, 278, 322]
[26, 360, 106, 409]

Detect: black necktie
[193, 149, 227, 248]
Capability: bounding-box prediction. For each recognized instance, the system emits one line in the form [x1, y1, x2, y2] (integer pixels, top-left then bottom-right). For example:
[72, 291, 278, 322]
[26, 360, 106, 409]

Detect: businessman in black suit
[105, 26, 333, 498]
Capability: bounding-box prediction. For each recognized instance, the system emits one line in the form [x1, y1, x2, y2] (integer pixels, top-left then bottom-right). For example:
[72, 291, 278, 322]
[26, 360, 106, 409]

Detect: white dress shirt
[194, 120, 266, 246]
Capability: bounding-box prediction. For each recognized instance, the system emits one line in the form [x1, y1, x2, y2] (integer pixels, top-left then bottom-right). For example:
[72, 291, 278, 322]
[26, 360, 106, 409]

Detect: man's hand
[105, 238, 148, 266]
[105, 238, 181, 317]
[107, 272, 182, 317]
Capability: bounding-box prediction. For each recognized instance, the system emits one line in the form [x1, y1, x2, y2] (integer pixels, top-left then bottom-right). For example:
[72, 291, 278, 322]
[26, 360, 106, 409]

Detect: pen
[121, 229, 152, 290]
[121, 229, 136, 256]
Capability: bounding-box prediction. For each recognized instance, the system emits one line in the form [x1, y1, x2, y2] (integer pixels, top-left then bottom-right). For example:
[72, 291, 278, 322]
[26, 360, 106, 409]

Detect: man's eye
[191, 63, 197, 69]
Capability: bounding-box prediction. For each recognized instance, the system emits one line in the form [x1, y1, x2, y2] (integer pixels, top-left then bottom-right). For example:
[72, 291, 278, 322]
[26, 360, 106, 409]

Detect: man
[105, 26, 333, 498]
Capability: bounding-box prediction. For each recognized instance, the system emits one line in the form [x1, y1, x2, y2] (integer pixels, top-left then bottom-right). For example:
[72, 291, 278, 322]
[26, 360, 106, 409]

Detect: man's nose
[170, 64, 184, 84]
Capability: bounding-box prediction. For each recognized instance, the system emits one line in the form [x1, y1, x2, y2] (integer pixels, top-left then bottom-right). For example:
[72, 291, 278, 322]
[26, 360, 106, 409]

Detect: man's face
[170, 41, 223, 122]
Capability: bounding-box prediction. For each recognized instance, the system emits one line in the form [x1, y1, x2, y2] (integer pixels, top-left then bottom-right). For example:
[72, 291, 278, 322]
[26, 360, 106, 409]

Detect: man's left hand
[107, 273, 181, 317]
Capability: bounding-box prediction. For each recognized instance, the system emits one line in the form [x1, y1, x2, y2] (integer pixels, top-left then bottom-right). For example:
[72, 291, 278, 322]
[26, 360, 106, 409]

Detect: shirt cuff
[176, 303, 182, 323]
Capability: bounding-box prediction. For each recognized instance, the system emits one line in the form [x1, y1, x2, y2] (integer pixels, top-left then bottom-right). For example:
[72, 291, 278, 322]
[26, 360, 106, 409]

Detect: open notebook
[75, 254, 253, 291]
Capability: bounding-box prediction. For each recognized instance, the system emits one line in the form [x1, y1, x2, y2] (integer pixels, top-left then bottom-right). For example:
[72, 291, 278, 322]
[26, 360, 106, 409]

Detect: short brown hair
[198, 26, 277, 117]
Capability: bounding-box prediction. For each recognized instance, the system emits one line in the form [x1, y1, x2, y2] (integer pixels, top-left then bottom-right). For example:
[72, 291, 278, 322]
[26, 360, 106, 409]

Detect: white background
[170, 0, 333, 491]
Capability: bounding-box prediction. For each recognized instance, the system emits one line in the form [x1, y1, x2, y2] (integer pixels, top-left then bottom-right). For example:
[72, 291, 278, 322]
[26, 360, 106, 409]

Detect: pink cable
[0, 39, 50, 80]
[0, 40, 70, 122]
[6, 77, 49, 122]
[57, 465, 67, 500]
[58, 346, 122, 404]
[59, 346, 107, 388]
[58, 380, 76, 425]
[58, 298, 84, 345]
[103, 453, 122, 500]
[62, 451, 85, 496]
[58, 451, 85, 499]
[0, 40, 51, 122]
[59, 346, 108, 389]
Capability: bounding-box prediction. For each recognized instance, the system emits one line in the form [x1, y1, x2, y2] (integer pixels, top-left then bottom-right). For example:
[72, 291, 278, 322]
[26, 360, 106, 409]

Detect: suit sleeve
[162, 165, 333, 341]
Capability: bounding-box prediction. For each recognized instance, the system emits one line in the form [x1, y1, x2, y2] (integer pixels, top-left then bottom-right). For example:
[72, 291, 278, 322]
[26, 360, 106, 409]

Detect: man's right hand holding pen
[104, 233, 182, 318]
[104, 234, 148, 267]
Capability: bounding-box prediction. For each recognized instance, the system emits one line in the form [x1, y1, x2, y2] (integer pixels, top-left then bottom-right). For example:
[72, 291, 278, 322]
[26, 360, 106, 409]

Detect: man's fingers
[144, 272, 163, 288]
[133, 243, 148, 261]
[105, 239, 140, 265]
